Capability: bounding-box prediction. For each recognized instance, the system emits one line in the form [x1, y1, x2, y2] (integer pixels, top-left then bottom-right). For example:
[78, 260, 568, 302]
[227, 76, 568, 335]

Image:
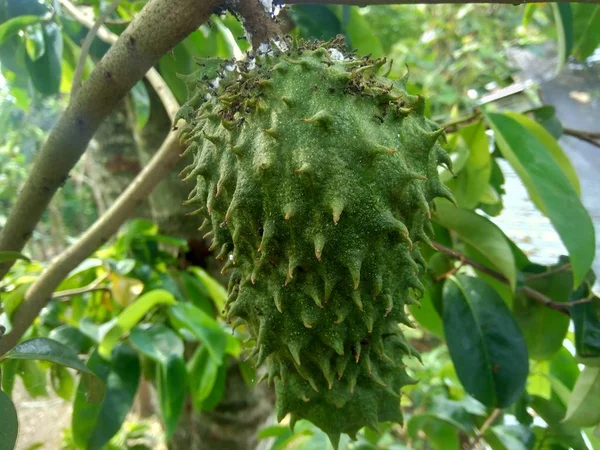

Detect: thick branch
[0, 0, 220, 279]
[0, 132, 182, 355]
[228, 0, 282, 48]
[432, 242, 572, 315]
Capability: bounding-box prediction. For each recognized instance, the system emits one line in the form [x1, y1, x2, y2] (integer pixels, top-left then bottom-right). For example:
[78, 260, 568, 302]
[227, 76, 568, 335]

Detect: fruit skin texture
[176, 38, 453, 444]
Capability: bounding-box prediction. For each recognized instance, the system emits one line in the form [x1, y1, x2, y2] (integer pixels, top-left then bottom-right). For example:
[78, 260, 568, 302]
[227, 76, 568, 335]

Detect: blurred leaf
[2, 283, 29, 318]
[484, 424, 535, 450]
[445, 121, 491, 209]
[552, 3, 574, 72]
[0, 251, 30, 263]
[550, 348, 580, 404]
[407, 414, 460, 450]
[571, 274, 600, 359]
[49, 325, 94, 354]
[289, 5, 342, 40]
[187, 345, 219, 411]
[434, 200, 516, 290]
[527, 105, 564, 140]
[341, 7, 384, 57]
[486, 111, 595, 288]
[50, 364, 75, 401]
[169, 302, 227, 363]
[98, 289, 176, 359]
[572, 5, 600, 60]
[156, 356, 187, 441]
[409, 288, 444, 338]
[564, 366, 600, 427]
[4, 337, 91, 374]
[158, 43, 193, 104]
[1, 358, 18, 395]
[129, 323, 184, 364]
[24, 22, 62, 95]
[189, 267, 226, 313]
[443, 275, 528, 407]
[530, 395, 587, 450]
[197, 362, 226, 411]
[18, 359, 47, 397]
[131, 81, 150, 129]
[0, 390, 18, 450]
[72, 346, 140, 450]
[177, 271, 213, 316]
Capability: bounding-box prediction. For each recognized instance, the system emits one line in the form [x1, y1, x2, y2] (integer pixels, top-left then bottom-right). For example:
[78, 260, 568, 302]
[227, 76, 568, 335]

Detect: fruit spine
[176, 37, 453, 444]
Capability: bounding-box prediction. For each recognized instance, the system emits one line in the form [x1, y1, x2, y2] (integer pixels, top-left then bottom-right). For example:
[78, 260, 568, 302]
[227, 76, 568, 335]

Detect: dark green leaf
[0, 251, 30, 263]
[49, 326, 94, 354]
[197, 362, 226, 411]
[528, 105, 564, 140]
[72, 345, 140, 450]
[169, 303, 227, 363]
[1, 358, 18, 395]
[530, 395, 587, 450]
[24, 22, 62, 95]
[129, 323, 184, 364]
[552, 3, 574, 71]
[485, 112, 595, 288]
[572, 5, 600, 59]
[443, 275, 528, 407]
[4, 337, 91, 374]
[485, 424, 535, 450]
[0, 390, 18, 450]
[289, 5, 342, 40]
[188, 267, 226, 312]
[341, 7, 384, 57]
[434, 201, 516, 289]
[571, 274, 600, 359]
[156, 356, 187, 441]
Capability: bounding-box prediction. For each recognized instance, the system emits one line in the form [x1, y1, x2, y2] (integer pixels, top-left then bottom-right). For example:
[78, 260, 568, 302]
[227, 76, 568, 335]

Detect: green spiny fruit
[176, 37, 454, 445]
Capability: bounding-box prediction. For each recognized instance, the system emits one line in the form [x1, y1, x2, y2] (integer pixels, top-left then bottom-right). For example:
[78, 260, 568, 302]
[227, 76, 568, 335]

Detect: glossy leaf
[98, 289, 176, 359]
[129, 323, 184, 364]
[4, 337, 91, 374]
[0, 390, 18, 450]
[187, 345, 219, 411]
[0, 251, 30, 263]
[169, 302, 227, 363]
[445, 121, 491, 209]
[434, 200, 516, 289]
[485, 111, 595, 288]
[530, 395, 587, 450]
[564, 366, 600, 427]
[156, 356, 187, 441]
[24, 22, 62, 95]
[443, 275, 528, 407]
[72, 346, 140, 450]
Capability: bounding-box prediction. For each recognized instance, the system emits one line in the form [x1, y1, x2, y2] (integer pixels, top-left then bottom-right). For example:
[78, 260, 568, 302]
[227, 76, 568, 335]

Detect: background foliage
[1, 1, 600, 449]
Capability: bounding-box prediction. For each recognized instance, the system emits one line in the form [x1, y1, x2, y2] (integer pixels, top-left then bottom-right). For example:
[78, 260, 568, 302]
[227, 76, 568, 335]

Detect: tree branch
[0, 132, 182, 355]
[432, 241, 573, 315]
[228, 0, 282, 48]
[0, 0, 220, 279]
[563, 127, 600, 150]
[280, 0, 596, 4]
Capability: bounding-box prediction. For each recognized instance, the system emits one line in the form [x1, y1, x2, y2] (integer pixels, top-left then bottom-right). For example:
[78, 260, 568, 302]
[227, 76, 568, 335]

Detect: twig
[0, 132, 181, 355]
[71, 0, 122, 95]
[524, 263, 571, 281]
[52, 272, 110, 300]
[442, 111, 482, 134]
[60, 0, 180, 120]
[432, 242, 573, 315]
[469, 408, 501, 449]
[0, 0, 219, 279]
[563, 127, 600, 149]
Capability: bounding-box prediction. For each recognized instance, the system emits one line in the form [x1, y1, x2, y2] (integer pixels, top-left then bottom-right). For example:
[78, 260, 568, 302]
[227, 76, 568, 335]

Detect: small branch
[442, 111, 481, 134]
[432, 242, 572, 315]
[0, 0, 218, 279]
[53, 286, 110, 300]
[0, 132, 182, 355]
[524, 263, 571, 281]
[563, 127, 600, 149]
[71, 0, 122, 95]
[470, 408, 501, 449]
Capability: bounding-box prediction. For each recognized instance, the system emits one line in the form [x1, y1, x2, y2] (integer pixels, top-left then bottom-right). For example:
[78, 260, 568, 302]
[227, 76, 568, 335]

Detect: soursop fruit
[176, 37, 454, 444]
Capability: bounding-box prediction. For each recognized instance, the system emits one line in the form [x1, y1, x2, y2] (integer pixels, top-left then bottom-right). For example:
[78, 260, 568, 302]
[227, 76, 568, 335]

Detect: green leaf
[129, 323, 184, 365]
[530, 395, 587, 450]
[443, 275, 528, 407]
[288, 5, 342, 41]
[528, 105, 564, 140]
[434, 200, 516, 290]
[24, 22, 62, 95]
[409, 287, 444, 338]
[198, 362, 227, 411]
[0, 15, 39, 45]
[484, 424, 535, 450]
[72, 345, 140, 450]
[552, 3, 574, 72]
[571, 275, 600, 359]
[169, 302, 227, 363]
[572, 5, 600, 59]
[485, 111, 595, 288]
[0, 251, 30, 263]
[2, 283, 29, 318]
[445, 121, 491, 209]
[18, 359, 47, 397]
[341, 7, 384, 57]
[98, 289, 176, 359]
[407, 414, 460, 450]
[189, 267, 226, 313]
[0, 390, 18, 450]
[49, 325, 94, 354]
[1, 358, 18, 395]
[158, 43, 193, 104]
[564, 366, 600, 427]
[50, 364, 75, 401]
[156, 356, 187, 441]
[4, 337, 91, 374]
[187, 345, 220, 411]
